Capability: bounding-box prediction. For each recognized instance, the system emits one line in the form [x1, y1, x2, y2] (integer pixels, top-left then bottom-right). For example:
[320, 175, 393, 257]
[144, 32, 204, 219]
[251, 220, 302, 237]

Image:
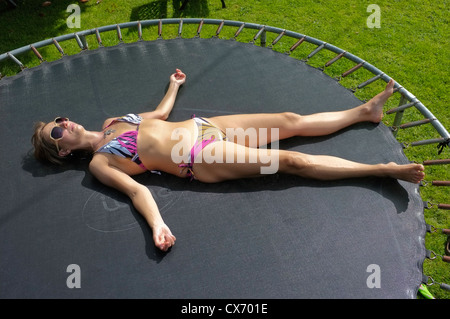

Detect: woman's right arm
[89, 156, 176, 251]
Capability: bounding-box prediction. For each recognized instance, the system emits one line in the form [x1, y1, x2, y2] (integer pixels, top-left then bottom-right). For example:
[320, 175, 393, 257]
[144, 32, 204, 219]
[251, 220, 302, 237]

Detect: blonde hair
[31, 121, 91, 165]
[31, 121, 66, 165]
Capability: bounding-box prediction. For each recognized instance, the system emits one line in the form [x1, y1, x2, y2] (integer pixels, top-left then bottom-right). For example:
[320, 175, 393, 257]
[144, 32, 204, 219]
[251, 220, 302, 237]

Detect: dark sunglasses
[50, 117, 69, 152]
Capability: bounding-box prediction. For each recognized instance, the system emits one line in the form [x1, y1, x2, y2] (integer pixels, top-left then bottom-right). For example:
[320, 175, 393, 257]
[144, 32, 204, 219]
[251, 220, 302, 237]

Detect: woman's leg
[193, 140, 425, 184]
[207, 79, 395, 147]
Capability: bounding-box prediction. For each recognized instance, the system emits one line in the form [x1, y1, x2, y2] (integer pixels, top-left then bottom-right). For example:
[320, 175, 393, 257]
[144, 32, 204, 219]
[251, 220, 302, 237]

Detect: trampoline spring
[397, 119, 433, 130]
[426, 250, 450, 263]
[324, 51, 346, 68]
[138, 21, 143, 41]
[233, 23, 246, 39]
[357, 73, 384, 89]
[195, 19, 204, 37]
[410, 138, 446, 148]
[30, 45, 44, 63]
[52, 38, 65, 56]
[95, 28, 103, 46]
[426, 224, 450, 234]
[306, 43, 326, 61]
[269, 30, 286, 48]
[431, 181, 450, 187]
[341, 62, 365, 78]
[386, 101, 417, 114]
[74, 33, 87, 50]
[424, 201, 450, 210]
[6, 53, 24, 70]
[158, 20, 163, 39]
[215, 20, 225, 38]
[423, 158, 450, 165]
[288, 36, 306, 54]
[116, 25, 123, 43]
[424, 276, 450, 292]
[177, 19, 183, 38]
[252, 26, 265, 44]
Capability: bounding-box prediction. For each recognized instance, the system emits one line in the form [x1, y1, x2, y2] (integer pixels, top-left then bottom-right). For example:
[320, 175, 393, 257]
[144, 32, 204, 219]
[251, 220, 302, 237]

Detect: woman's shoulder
[102, 113, 142, 129]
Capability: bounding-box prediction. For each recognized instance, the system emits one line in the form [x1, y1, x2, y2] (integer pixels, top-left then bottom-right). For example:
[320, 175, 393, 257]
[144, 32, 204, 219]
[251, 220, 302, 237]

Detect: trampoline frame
[1, 18, 448, 295]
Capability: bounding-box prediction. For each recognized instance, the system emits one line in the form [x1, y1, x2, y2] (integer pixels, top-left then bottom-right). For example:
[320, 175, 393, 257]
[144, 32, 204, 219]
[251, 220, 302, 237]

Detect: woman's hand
[153, 223, 176, 251]
[170, 68, 186, 86]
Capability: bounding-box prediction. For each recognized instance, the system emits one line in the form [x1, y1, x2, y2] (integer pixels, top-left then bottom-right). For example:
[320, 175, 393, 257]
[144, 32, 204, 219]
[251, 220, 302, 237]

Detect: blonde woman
[32, 69, 425, 251]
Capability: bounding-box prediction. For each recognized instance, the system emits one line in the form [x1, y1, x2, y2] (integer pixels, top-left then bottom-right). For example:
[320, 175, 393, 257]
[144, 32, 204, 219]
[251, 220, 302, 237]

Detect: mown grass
[0, 0, 448, 298]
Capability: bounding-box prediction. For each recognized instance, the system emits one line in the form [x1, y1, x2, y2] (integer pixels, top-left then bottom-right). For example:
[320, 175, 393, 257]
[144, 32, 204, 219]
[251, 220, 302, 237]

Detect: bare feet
[385, 162, 425, 184]
[363, 79, 395, 123]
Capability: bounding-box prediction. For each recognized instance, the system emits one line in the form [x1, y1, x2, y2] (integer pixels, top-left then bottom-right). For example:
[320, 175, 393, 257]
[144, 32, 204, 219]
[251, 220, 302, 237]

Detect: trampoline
[1, 19, 449, 299]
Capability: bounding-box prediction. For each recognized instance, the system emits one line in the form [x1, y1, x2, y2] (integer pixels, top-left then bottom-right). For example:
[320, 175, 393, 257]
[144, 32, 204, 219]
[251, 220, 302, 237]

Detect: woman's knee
[278, 112, 306, 136]
[281, 112, 302, 125]
[279, 151, 311, 175]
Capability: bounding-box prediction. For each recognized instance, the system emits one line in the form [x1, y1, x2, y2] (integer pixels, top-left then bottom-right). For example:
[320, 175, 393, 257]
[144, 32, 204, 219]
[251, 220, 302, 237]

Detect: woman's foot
[362, 79, 395, 123]
[385, 162, 425, 184]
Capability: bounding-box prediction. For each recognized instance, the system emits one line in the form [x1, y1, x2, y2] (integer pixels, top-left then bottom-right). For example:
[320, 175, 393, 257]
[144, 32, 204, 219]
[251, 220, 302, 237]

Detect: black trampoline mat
[0, 38, 425, 298]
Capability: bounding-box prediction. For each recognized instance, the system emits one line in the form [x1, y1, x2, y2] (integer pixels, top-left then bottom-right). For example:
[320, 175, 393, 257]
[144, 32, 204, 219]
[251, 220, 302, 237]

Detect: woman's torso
[94, 117, 196, 177]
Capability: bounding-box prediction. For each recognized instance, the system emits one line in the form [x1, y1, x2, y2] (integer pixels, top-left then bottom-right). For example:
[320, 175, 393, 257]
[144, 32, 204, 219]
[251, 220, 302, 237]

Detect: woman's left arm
[102, 69, 186, 128]
[140, 69, 186, 120]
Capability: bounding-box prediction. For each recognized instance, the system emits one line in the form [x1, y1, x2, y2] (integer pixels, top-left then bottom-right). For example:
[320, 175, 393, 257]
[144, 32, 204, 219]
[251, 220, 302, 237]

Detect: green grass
[1, 0, 448, 298]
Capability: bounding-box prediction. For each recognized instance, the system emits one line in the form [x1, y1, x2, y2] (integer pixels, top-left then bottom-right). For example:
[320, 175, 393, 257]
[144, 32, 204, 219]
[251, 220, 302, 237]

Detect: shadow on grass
[0, 0, 97, 75]
[0, 1, 97, 47]
[0, 0, 212, 75]
[130, 0, 209, 21]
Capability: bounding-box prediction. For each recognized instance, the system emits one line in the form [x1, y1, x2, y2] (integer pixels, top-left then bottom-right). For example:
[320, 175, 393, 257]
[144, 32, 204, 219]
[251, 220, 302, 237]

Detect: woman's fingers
[155, 227, 176, 251]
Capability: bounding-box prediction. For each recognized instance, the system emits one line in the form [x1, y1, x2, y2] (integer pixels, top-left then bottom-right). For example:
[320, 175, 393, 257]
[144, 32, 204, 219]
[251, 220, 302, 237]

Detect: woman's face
[41, 118, 85, 155]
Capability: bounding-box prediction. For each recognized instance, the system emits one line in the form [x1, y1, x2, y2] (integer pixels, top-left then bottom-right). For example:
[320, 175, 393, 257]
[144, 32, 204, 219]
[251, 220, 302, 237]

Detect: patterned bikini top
[95, 114, 146, 170]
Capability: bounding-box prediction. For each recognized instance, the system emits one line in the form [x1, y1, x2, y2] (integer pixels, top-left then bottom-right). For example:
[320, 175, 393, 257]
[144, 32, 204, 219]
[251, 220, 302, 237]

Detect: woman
[32, 69, 425, 251]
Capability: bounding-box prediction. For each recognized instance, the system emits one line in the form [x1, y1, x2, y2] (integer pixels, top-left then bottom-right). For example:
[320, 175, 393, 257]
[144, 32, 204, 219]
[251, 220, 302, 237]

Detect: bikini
[95, 113, 227, 178]
[95, 114, 147, 170]
[179, 116, 227, 180]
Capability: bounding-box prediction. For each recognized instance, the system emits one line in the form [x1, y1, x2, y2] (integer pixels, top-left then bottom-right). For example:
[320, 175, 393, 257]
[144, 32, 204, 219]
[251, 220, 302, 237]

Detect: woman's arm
[139, 69, 186, 120]
[101, 69, 186, 128]
[89, 156, 176, 251]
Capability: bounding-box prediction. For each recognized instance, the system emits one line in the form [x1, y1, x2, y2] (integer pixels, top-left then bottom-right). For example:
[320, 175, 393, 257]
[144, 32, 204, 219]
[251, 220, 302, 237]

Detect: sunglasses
[49, 117, 69, 152]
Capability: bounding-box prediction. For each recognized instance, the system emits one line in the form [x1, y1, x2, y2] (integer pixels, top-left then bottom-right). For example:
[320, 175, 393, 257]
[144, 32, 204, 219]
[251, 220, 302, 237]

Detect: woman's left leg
[206, 79, 395, 147]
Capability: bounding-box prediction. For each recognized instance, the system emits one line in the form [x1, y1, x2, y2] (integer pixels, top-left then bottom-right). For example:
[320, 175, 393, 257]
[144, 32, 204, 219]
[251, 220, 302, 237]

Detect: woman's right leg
[278, 151, 425, 183]
[192, 141, 425, 184]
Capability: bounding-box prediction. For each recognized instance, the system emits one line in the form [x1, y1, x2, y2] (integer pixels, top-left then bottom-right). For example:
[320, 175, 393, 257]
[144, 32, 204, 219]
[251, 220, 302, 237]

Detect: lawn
[0, 0, 448, 299]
